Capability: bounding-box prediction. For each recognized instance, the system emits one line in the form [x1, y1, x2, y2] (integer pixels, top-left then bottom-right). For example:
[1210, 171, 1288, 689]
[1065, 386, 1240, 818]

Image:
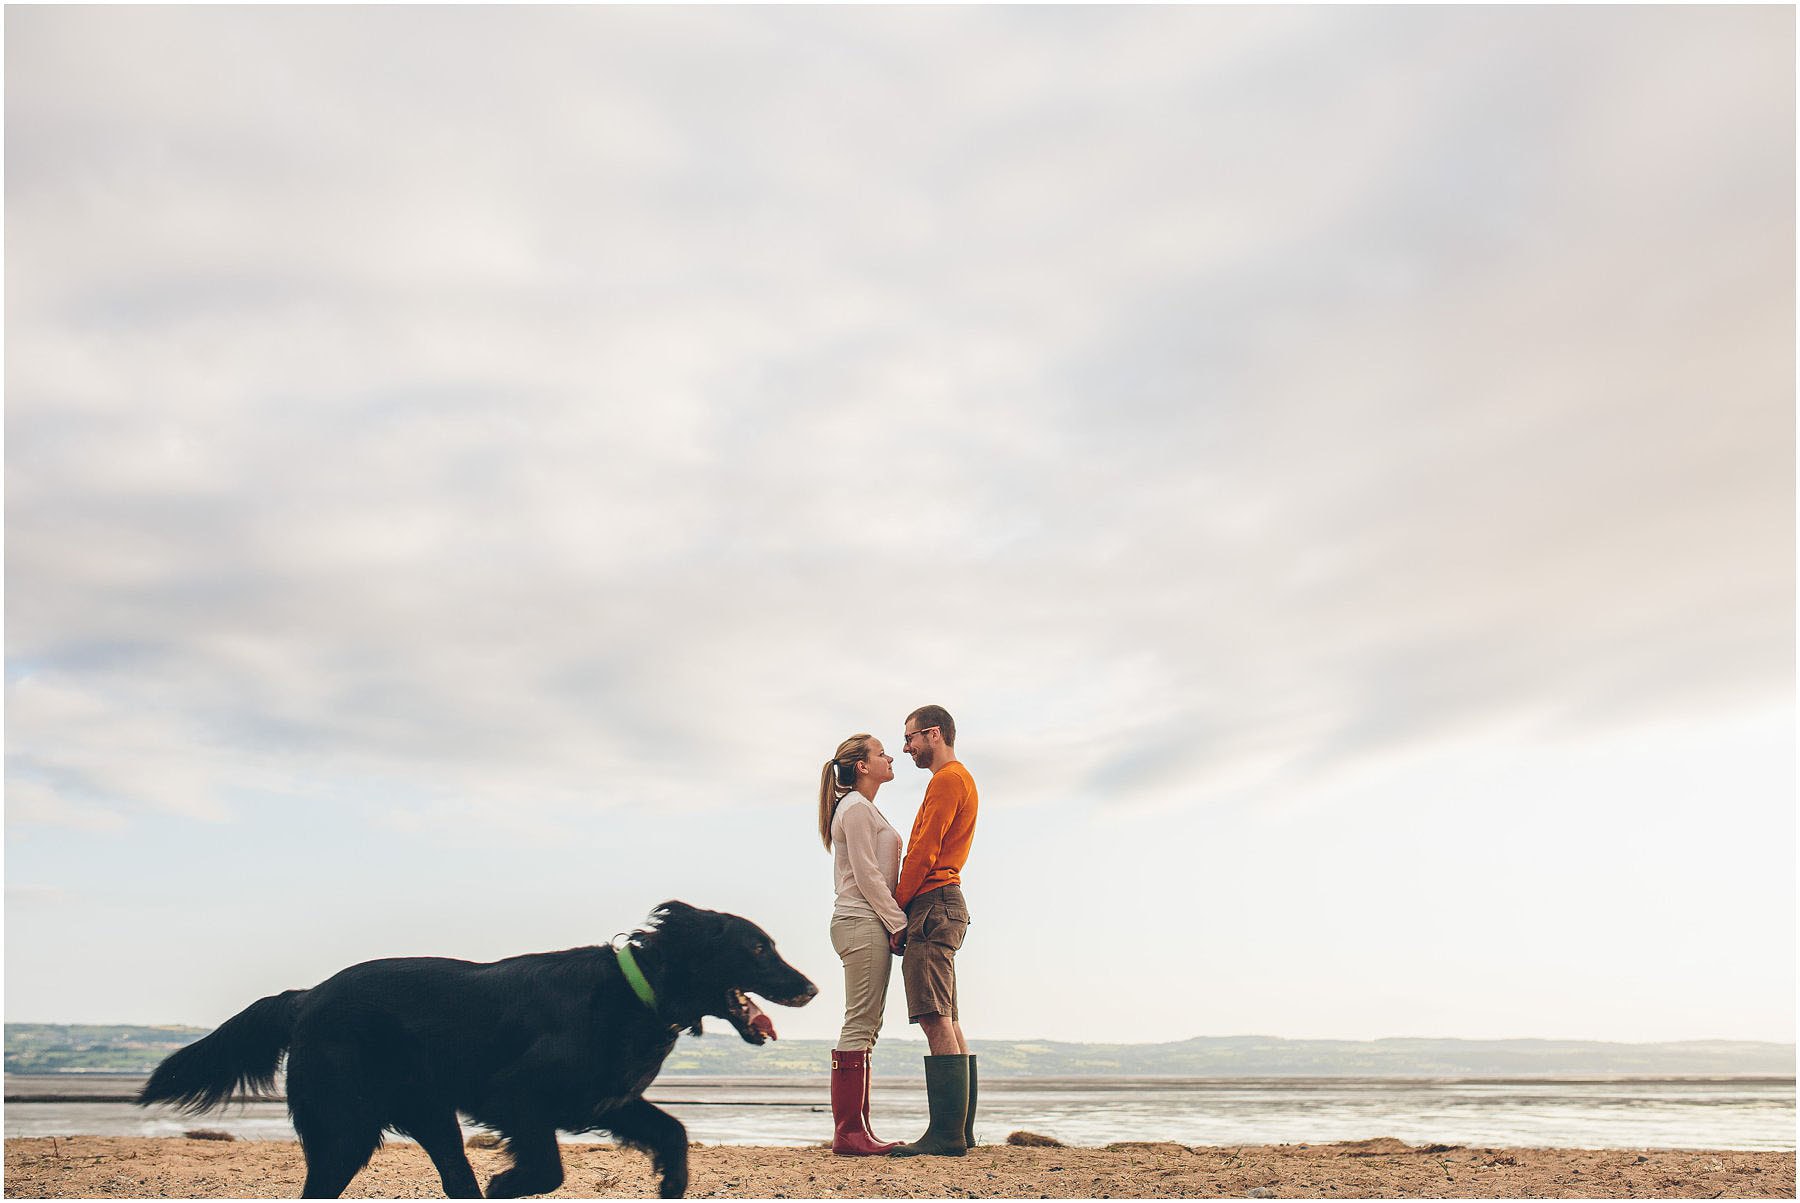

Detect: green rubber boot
[890, 1054, 968, 1158]
[964, 1054, 978, 1148]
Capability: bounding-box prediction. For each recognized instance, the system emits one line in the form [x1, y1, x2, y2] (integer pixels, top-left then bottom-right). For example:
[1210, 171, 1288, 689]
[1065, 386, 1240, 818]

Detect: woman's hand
[888, 929, 906, 956]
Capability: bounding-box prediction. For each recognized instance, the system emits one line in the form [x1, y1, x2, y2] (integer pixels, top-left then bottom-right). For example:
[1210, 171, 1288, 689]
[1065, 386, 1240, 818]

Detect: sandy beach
[4, 1136, 1792, 1199]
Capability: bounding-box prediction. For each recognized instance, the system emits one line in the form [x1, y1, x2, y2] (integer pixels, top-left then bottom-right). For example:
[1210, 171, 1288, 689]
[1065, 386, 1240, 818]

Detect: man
[889, 704, 979, 1158]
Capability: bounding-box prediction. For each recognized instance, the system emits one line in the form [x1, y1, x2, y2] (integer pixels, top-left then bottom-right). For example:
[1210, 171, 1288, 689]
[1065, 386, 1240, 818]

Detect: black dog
[138, 901, 816, 1198]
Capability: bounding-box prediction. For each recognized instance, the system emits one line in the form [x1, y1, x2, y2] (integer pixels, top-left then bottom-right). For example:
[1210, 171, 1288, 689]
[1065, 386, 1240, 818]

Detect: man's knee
[916, 1013, 959, 1054]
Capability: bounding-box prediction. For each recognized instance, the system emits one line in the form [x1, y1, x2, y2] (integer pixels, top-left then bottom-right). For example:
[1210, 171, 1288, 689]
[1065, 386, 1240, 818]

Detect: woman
[819, 732, 908, 1156]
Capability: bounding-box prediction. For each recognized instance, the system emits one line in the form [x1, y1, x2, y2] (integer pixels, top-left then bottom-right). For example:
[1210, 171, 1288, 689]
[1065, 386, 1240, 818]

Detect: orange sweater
[896, 760, 978, 908]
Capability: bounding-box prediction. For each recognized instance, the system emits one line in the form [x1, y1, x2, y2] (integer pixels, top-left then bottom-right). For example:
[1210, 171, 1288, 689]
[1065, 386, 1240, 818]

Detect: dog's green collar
[615, 944, 658, 1014]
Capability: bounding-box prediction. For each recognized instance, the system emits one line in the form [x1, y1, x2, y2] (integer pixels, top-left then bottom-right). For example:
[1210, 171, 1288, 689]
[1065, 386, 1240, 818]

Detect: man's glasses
[902, 726, 939, 747]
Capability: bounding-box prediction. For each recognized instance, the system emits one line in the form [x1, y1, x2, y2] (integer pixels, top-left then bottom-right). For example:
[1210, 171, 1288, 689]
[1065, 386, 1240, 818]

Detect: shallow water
[5, 1074, 1793, 1151]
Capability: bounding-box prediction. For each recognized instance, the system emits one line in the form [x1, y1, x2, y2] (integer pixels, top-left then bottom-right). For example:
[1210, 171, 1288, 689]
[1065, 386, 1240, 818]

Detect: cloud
[4, 883, 73, 907]
[5, 5, 1791, 836]
[1, 779, 128, 835]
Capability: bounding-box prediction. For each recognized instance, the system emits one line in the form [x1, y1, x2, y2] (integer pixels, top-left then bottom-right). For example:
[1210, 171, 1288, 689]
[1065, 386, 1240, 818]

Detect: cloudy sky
[6, 6, 1793, 1047]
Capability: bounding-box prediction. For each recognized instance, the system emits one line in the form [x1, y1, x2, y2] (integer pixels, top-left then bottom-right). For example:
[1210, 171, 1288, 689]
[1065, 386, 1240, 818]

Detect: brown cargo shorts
[901, 884, 969, 1023]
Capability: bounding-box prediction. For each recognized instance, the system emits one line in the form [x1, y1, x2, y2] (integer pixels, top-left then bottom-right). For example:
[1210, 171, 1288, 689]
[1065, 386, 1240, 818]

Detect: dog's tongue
[746, 998, 776, 1041]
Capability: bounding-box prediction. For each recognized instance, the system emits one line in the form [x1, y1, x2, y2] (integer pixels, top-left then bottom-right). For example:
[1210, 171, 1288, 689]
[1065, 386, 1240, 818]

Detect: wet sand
[4, 1135, 1794, 1198]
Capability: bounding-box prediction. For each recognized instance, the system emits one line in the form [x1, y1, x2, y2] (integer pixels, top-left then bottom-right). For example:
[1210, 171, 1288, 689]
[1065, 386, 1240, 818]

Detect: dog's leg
[602, 1098, 689, 1199]
[288, 1047, 383, 1199]
[484, 1124, 564, 1200]
[293, 1120, 383, 1199]
[399, 1110, 483, 1199]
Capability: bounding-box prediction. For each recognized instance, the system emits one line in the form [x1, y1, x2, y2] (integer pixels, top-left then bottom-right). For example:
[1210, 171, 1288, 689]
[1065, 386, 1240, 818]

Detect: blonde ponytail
[817, 733, 874, 851]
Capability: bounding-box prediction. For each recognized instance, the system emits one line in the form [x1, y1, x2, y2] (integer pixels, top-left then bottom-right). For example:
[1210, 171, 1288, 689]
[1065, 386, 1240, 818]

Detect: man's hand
[888, 929, 906, 956]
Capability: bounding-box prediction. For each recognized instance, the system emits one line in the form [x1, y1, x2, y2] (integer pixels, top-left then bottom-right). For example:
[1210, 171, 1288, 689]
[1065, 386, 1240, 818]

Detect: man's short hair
[907, 704, 956, 748]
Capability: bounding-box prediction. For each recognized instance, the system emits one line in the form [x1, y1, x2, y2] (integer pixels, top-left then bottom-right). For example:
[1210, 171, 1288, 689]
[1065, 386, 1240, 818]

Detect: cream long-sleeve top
[830, 794, 908, 934]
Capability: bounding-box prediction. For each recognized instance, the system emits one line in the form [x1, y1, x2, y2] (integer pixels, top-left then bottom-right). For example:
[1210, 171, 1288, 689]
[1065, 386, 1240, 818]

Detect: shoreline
[8, 1073, 1792, 1152]
[6, 1136, 1794, 1198]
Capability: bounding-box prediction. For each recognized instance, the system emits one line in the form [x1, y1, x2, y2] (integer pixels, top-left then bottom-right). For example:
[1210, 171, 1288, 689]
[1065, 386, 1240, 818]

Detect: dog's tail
[137, 989, 307, 1114]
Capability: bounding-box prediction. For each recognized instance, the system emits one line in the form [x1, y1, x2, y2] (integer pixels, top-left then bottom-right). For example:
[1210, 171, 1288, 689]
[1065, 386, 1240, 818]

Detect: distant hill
[5, 1024, 212, 1075]
[663, 1034, 1795, 1078]
[7, 1024, 1792, 1078]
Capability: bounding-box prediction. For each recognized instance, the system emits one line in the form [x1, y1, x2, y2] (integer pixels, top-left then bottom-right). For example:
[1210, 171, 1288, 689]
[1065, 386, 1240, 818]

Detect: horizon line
[6, 1023, 1794, 1050]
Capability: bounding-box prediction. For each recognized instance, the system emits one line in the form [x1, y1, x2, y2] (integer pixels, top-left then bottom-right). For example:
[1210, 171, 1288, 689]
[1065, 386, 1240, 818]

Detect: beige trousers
[830, 913, 894, 1051]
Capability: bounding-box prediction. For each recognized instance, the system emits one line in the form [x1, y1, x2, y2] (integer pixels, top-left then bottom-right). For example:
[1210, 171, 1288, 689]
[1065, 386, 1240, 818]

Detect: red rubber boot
[832, 1049, 898, 1155]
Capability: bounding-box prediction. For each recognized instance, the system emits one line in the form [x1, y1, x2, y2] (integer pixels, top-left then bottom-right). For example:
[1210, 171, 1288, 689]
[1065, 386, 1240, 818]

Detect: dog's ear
[650, 900, 700, 926]
[647, 901, 740, 953]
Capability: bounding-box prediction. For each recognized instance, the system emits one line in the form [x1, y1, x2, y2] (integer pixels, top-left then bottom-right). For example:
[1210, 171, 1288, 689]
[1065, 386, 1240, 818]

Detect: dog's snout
[774, 974, 819, 1008]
